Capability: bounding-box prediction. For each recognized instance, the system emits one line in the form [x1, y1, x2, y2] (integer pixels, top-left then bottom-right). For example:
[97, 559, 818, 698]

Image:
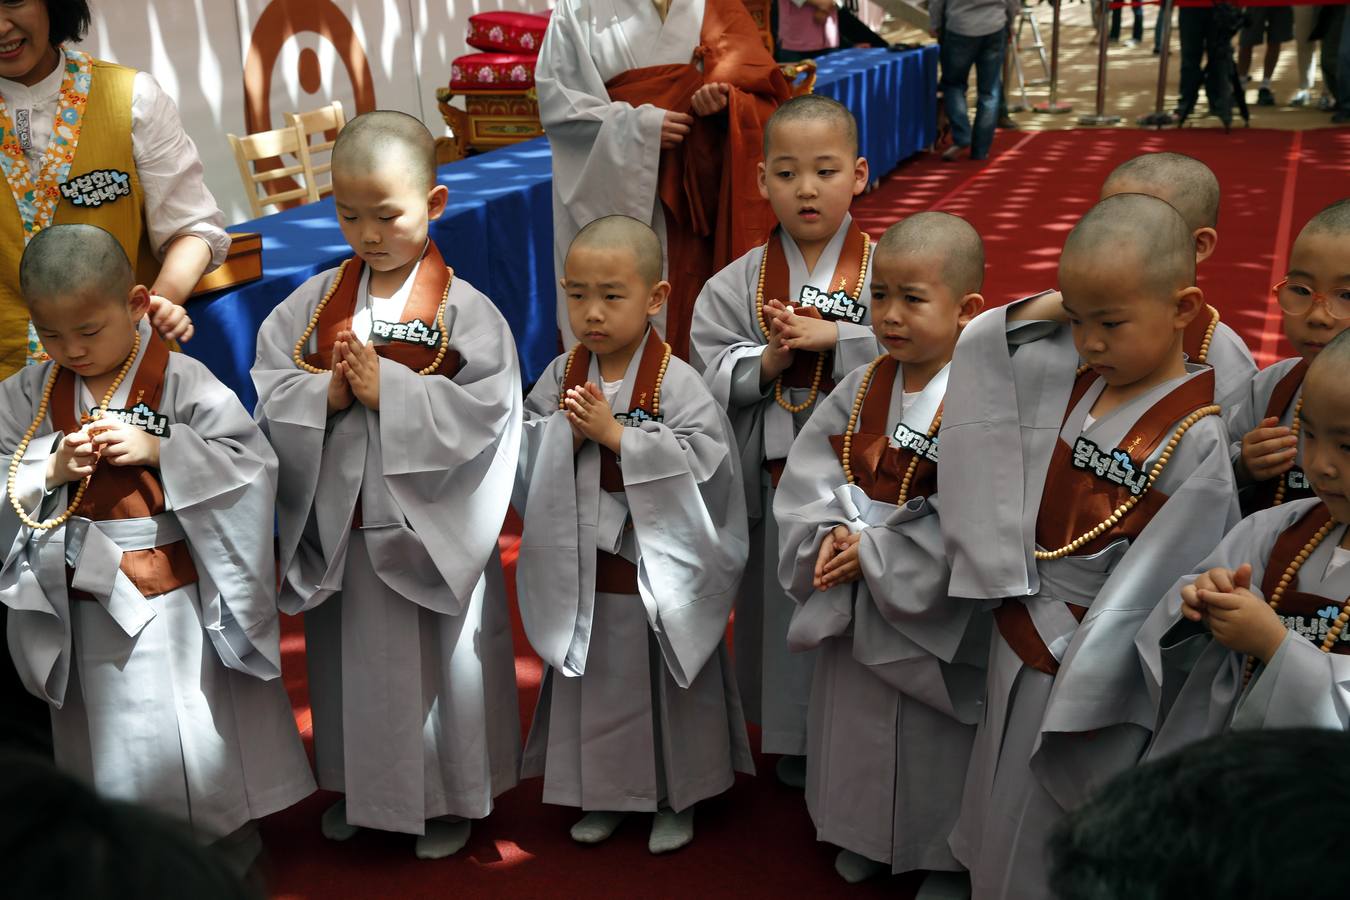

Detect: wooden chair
[228, 123, 318, 219]
[286, 100, 346, 200]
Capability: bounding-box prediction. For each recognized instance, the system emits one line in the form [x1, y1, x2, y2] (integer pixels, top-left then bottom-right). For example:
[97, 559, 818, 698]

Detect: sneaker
[1123, 38, 1140, 48]
[1257, 87, 1275, 106]
[941, 143, 969, 161]
[1318, 95, 1335, 111]
[1291, 89, 1310, 107]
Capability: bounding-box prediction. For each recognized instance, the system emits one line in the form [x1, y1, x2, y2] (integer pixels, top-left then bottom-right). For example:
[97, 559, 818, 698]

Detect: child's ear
[1173, 286, 1204, 329]
[757, 161, 769, 201]
[647, 280, 671, 316]
[427, 184, 450, 221]
[852, 156, 870, 197]
[1193, 226, 1218, 264]
[128, 284, 152, 320]
[957, 292, 984, 327]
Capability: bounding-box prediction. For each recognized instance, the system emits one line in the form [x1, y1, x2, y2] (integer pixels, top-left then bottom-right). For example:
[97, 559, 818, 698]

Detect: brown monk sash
[1259, 502, 1350, 655]
[562, 329, 669, 594]
[1182, 304, 1220, 365]
[997, 368, 1217, 676]
[50, 334, 198, 599]
[1251, 359, 1313, 511]
[826, 356, 938, 503]
[302, 243, 462, 379]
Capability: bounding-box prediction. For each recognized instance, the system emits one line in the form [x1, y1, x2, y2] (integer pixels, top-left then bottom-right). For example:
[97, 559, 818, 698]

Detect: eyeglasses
[1272, 279, 1350, 320]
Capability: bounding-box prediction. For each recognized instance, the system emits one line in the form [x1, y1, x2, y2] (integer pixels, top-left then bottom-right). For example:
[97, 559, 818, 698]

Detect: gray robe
[515, 335, 754, 812]
[1, 320, 314, 839]
[938, 299, 1240, 900]
[690, 216, 879, 755]
[535, 0, 706, 345]
[1204, 318, 1258, 414]
[774, 361, 987, 874]
[1225, 356, 1304, 508]
[1138, 498, 1350, 760]
[252, 266, 523, 836]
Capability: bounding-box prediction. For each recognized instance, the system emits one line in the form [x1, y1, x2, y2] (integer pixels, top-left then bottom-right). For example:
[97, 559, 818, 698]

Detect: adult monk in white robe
[537, 0, 791, 359]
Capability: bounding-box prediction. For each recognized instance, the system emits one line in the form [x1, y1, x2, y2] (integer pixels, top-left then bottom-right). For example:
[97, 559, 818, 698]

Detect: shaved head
[1101, 152, 1220, 231]
[1310, 329, 1350, 378]
[1062, 193, 1195, 294]
[569, 215, 663, 285]
[764, 94, 859, 159]
[332, 110, 437, 192]
[875, 211, 985, 295]
[20, 224, 132, 306]
[1301, 199, 1350, 239]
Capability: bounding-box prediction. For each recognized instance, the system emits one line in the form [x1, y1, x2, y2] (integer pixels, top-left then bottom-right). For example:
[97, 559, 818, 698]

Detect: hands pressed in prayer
[1238, 417, 1299, 482]
[770, 300, 839, 352]
[690, 83, 730, 117]
[339, 331, 381, 411]
[660, 110, 693, 149]
[327, 340, 355, 416]
[1185, 563, 1287, 664]
[814, 524, 863, 590]
[147, 294, 195, 343]
[45, 427, 100, 490]
[90, 420, 161, 469]
[760, 302, 797, 384]
[564, 382, 624, 454]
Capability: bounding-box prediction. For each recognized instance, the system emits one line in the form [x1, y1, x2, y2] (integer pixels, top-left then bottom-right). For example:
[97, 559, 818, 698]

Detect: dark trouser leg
[971, 30, 1005, 159]
[940, 32, 980, 149]
[1177, 7, 1209, 116]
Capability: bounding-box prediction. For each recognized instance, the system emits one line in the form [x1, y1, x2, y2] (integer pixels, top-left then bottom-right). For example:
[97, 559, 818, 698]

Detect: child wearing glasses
[1227, 200, 1350, 515]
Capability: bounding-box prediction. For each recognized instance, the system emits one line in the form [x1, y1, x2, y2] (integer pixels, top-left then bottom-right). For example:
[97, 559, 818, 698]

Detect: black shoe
[998, 115, 1020, 129]
[1257, 87, 1275, 106]
[1332, 111, 1350, 124]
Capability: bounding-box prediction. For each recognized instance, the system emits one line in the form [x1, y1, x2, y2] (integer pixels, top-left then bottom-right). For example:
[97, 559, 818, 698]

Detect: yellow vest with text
[0, 60, 158, 378]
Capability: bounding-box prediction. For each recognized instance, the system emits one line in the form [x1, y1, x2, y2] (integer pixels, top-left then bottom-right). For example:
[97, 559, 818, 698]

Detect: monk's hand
[819, 528, 863, 588]
[46, 428, 100, 489]
[760, 304, 796, 384]
[90, 420, 160, 469]
[327, 341, 355, 415]
[1198, 564, 1286, 664]
[565, 382, 623, 454]
[777, 304, 839, 352]
[661, 110, 693, 149]
[340, 332, 381, 411]
[1239, 417, 1298, 482]
[690, 83, 731, 117]
[148, 294, 195, 343]
[812, 524, 849, 589]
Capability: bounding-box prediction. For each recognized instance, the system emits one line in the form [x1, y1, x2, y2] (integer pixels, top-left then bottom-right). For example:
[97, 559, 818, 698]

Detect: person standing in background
[931, 0, 1020, 161]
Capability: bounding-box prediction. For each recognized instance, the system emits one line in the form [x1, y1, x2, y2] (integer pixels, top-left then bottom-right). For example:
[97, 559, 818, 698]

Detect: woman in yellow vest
[0, 0, 229, 379]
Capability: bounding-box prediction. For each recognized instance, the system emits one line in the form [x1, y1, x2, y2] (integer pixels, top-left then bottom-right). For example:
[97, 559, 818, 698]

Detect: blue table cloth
[184, 45, 936, 408]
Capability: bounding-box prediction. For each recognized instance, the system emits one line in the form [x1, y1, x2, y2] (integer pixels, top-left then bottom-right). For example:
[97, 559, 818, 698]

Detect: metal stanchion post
[1007, 29, 1030, 112]
[1078, 0, 1122, 124]
[1138, 0, 1176, 126]
[1033, 0, 1073, 113]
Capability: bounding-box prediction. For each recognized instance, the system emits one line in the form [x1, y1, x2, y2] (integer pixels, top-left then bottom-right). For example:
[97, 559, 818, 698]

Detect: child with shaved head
[251, 111, 523, 859]
[1140, 326, 1350, 758]
[1099, 152, 1257, 411]
[939, 193, 1240, 899]
[774, 212, 987, 886]
[690, 95, 875, 787]
[1226, 200, 1350, 514]
[516, 214, 752, 854]
[0, 224, 314, 868]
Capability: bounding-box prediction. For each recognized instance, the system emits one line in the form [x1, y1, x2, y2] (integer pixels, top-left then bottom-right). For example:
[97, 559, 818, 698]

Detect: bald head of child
[759, 95, 868, 259]
[869, 212, 984, 390]
[1101, 152, 1221, 263]
[1280, 199, 1350, 363]
[563, 215, 669, 370]
[1301, 329, 1350, 524]
[331, 111, 447, 291]
[20, 224, 149, 379]
[1059, 193, 1203, 393]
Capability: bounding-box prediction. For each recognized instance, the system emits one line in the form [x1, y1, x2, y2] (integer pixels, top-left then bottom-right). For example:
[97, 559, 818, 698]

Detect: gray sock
[834, 849, 888, 884]
[648, 805, 694, 854]
[320, 799, 359, 842]
[570, 811, 627, 844]
[415, 817, 471, 860]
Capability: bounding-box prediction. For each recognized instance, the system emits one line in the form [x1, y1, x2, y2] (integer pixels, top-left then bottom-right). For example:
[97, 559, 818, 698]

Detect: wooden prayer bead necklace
[559, 341, 673, 418]
[6, 330, 141, 531]
[1241, 518, 1345, 686]
[840, 354, 941, 505]
[291, 259, 453, 376]
[1272, 397, 1302, 506]
[1196, 305, 1219, 364]
[1034, 366, 1221, 560]
[755, 235, 871, 415]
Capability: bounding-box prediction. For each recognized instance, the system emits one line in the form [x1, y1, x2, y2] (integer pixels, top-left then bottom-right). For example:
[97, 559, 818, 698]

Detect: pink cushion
[465, 11, 551, 53]
[450, 53, 539, 91]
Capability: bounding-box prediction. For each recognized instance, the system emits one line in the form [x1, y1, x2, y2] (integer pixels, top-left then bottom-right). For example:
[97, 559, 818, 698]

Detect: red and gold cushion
[465, 11, 552, 54]
[450, 53, 539, 91]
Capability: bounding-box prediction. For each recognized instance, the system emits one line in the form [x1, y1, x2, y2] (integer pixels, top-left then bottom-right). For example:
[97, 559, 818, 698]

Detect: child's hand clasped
[1184, 563, 1287, 664]
[337, 330, 380, 411]
[1239, 416, 1299, 482]
[90, 420, 160, 469]
[564, 382, 624, 453]
[45, 427, 100, 490]
[769, 300, 839, 353]
[813, 524, 863, 590]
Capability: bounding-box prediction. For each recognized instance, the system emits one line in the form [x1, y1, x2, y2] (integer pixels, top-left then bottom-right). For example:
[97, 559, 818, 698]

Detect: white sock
[648, 805, 695, 854]
[321, 799, 360, 842]
[1260, 79, 1272, 90]
[570, 811, 627, 844]
[415, 817, 471, 860]
[834, 849, 888, 883]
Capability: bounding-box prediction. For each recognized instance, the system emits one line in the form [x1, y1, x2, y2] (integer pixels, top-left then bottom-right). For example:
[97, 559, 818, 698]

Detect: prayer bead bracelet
[1241, 519, 1345, 686]
[1271, 397, 1302, 506]
[1033, 403, 1222, 560]
[560, 341, 672, 418]
[291, 259, 454, 376]
[840, 354, 941, 505]
[6, 330, 141, 531]
[755, 235, 871, 415]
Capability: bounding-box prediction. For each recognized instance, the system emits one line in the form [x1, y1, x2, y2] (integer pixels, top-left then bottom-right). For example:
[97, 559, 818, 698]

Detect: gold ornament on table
[6, 330, 142, 531]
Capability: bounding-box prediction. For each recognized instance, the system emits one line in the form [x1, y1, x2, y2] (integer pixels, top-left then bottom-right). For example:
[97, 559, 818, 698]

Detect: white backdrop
[78, 0, 550, 224]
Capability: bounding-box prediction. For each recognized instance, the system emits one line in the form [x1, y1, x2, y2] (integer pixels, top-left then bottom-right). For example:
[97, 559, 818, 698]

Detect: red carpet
[259, 128, 1350, 899]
